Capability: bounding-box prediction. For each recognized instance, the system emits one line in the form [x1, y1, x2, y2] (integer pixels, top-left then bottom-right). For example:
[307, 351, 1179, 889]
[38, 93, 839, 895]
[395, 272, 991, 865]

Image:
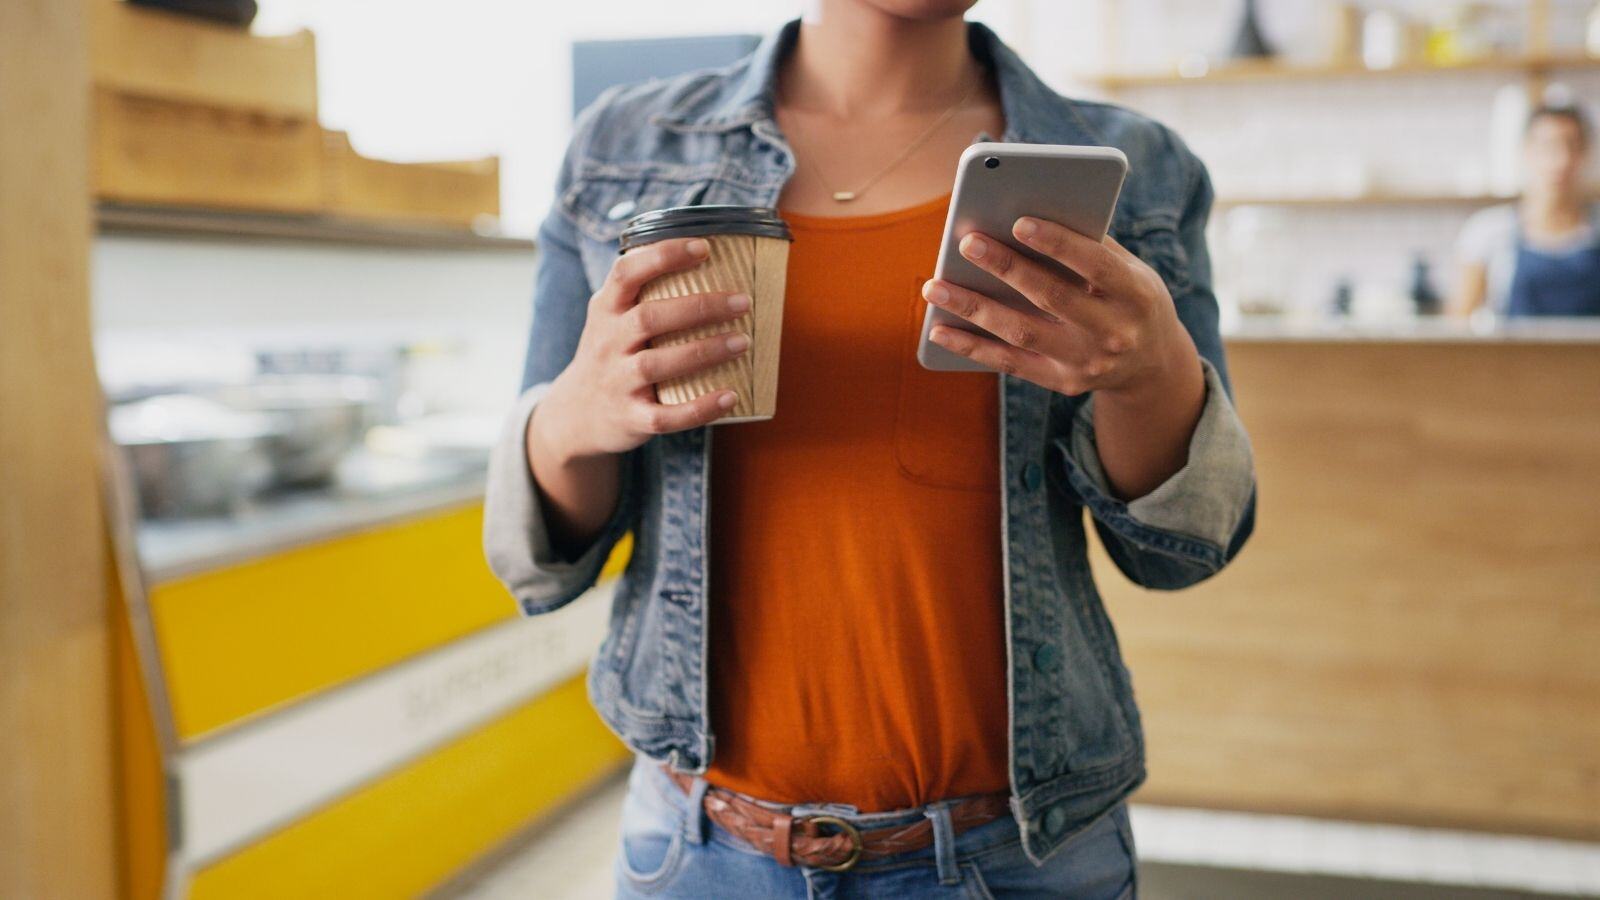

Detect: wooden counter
[1095, 337, 1600, 840]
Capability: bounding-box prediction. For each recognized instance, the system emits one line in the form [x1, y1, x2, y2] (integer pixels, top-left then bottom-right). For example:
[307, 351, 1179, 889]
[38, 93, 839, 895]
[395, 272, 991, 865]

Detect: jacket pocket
[562, 166, 719, 243]
[893, 276, 1001, 493]
[563, 167, 719, 289]
[1116, 214, 1192, 299]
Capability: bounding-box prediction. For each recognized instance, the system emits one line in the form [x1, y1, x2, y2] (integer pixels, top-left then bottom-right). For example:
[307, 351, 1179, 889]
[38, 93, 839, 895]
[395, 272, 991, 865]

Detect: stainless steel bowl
[110, 395, 278, 519]
[204, 374, 381, 488]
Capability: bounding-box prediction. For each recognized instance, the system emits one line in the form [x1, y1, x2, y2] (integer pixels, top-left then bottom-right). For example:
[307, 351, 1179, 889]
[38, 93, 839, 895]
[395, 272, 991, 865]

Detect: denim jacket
[483, 18, 1257, 865]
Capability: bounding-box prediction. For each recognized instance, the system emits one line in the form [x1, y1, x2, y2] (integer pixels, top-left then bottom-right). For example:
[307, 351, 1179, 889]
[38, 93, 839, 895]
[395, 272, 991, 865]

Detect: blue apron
[1506, 212, 1600, 317]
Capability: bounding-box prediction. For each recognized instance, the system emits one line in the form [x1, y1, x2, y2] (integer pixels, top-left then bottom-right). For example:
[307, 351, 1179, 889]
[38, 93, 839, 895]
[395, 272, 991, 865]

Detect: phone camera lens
[984, 156, 1000, 169]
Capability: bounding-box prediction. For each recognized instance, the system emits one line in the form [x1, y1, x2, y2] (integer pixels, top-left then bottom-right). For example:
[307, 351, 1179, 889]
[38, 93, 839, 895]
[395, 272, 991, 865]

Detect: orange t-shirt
[705, 192, 1009, 811]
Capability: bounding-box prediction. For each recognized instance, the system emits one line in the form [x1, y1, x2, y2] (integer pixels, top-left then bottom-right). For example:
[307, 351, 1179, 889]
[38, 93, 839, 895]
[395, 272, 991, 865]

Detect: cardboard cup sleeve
[619, 206, 793, 424]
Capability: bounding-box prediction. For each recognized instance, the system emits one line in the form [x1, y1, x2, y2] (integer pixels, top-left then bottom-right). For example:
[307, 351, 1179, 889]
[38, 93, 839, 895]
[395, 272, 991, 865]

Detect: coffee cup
[618, 205, 793, 424]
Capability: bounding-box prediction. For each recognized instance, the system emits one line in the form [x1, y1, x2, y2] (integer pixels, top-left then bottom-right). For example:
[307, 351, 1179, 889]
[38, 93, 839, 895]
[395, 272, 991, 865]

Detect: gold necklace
[791, 73, 981, 203]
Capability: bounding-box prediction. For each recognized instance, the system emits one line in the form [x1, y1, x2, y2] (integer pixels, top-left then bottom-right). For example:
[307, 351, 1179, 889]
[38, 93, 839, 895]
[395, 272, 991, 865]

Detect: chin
[857, 0, 979, 22]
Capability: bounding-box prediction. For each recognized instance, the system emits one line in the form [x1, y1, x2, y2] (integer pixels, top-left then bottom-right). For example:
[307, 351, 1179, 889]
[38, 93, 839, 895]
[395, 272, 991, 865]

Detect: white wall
[93, 236, 537, 411]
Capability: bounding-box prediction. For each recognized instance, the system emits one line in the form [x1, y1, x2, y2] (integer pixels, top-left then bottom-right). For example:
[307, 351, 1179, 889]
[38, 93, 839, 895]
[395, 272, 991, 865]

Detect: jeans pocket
[616, 759, 691, 892]
[964, 804, 1134, 900]
[960, 862, 999, 900]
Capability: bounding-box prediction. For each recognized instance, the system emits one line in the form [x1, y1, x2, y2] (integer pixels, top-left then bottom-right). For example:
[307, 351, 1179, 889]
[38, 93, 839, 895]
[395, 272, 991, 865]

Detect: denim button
[1022, 460, 1043, 491]
[1033, 643, 1060, 672]
[1043, 804, 1067, 838]
[606, 199, 637, 221]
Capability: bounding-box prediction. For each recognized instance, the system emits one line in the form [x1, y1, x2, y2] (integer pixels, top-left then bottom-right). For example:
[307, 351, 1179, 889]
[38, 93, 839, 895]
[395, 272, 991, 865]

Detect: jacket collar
[652, 17, 1102, 146]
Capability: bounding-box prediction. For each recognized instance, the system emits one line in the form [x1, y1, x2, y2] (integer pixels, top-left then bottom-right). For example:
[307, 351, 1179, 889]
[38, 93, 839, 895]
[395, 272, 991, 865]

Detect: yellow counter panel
[117, 499, 635, 899]
[149, 503, 631, 740]
[188, 673, 629, 899]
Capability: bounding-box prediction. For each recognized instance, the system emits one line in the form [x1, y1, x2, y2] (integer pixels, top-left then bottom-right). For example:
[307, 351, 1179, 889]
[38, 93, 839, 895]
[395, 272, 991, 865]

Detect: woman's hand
[921, 216, 1207, 499]
[534, 237, 753, 463]
[922, 216, 1197, 402]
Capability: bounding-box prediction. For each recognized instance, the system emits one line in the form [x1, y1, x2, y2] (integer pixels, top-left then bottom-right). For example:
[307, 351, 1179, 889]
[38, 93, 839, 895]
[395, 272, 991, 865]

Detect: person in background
[1453, 103, 1600, 318]
[483, 0, 1256, 895]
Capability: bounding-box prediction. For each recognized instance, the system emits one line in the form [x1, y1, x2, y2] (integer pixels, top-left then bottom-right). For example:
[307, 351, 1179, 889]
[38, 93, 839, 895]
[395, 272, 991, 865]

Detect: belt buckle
[799, 814, 863, 872]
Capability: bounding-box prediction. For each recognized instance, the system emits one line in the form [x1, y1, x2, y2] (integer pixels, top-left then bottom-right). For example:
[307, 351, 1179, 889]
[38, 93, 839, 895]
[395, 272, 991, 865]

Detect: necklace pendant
[832, 191, 857, 202]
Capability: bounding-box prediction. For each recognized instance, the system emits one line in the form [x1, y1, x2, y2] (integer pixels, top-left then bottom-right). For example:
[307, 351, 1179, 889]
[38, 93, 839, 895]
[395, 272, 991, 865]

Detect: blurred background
[3, 1, 1599, 898]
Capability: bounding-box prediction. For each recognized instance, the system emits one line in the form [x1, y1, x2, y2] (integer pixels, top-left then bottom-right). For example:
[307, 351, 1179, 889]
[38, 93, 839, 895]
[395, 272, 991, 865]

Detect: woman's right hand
[532, 236, 753, 462]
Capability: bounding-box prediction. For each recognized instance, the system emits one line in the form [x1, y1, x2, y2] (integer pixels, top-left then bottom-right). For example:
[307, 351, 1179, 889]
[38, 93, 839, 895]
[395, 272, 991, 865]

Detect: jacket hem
[1014, 754, 1147, 866]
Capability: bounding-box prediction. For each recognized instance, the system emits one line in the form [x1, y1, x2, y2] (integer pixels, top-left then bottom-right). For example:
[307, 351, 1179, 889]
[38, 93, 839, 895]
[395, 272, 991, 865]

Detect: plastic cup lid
[618, 205, 793, 252]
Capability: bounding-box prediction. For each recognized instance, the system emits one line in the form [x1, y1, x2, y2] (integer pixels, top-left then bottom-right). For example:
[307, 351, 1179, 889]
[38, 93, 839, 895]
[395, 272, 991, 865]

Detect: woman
[483, 2, 1257, 896]
[1453, 103, 1600, 318]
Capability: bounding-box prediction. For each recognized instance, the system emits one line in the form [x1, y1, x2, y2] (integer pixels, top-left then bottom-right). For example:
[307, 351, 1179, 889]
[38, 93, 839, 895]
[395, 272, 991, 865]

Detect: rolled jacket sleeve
[1054, 356, 1256, 589]
[482, 380, 637, 616]
[483, 87, 639, 617]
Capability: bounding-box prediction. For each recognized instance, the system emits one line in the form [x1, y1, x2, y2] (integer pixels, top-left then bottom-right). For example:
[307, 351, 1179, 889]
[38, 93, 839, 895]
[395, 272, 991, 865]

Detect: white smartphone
[917, 142, 1129, 371]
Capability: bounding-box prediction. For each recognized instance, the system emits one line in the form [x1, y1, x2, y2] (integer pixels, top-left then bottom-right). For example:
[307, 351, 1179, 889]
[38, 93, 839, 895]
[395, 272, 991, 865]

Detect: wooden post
[0, 0, 118, 897]
[1102, 0, 1121, 92]
[1525, 0, 1552, 105]
[1527, 0, 1551, 58]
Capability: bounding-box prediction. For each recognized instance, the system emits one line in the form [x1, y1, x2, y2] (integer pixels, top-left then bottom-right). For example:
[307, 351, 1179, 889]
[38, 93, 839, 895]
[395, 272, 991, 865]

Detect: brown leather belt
[664, 766, 1010, 872]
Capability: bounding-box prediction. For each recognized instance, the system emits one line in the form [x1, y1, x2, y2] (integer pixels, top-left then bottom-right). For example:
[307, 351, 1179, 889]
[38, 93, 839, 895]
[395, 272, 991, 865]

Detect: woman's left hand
[922, 216, 1198, 403]
[926, 215, 1210, 499]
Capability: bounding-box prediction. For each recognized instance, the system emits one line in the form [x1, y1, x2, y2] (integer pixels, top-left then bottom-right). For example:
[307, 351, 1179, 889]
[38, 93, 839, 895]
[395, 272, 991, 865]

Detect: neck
[1522, 186, 1585, 228]
[781, 2, 979, 117]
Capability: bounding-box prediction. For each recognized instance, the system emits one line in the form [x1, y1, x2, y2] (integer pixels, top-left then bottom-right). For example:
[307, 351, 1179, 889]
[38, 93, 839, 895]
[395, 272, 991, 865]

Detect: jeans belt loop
[925, 801, 961, 885]
[683, 774, 711, 845]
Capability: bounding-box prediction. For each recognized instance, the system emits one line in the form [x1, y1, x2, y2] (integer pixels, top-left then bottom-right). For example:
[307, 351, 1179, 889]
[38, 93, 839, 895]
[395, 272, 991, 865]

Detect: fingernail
[929, 327, 949, 344]
[962, 234, 987, 259]
[1014, 217, 1037, 239]
[728, 293, 751, 311]
[687, 238, 710, 257]
[718, 391, 737, 408]
[725, 333, 750, 352]
[923, 282, 949, 305]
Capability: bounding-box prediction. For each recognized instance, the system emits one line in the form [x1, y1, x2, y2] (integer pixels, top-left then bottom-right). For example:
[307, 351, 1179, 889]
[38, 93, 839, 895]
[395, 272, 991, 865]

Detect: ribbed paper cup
[618, 206, 793, 424]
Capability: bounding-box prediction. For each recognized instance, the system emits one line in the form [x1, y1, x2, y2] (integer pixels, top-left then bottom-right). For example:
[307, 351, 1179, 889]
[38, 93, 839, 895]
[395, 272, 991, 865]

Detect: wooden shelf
[96, 203, 535, 252]
[1215, 191, 1600, 211]
[1215, 192, 1513, 210]
[1091, 52, 1600, 90]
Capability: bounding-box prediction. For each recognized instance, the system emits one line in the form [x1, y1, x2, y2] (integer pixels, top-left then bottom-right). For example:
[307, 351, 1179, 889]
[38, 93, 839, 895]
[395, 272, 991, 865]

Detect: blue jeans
[613, 755, 1138, 899]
